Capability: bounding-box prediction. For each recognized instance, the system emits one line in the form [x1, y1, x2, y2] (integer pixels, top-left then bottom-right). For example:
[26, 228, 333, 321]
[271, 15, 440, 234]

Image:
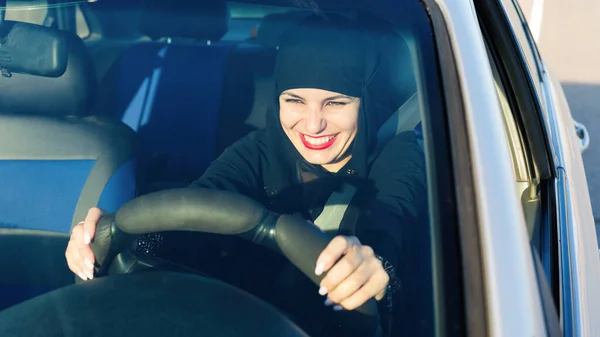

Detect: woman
[66, 12, 427, 336]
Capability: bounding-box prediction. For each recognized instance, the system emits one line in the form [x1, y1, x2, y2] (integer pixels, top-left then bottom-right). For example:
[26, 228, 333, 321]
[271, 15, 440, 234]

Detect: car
[0, 0, 598, 336]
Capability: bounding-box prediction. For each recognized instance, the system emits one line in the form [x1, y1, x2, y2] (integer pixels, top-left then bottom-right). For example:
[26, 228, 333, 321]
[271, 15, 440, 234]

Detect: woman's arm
[358, 131, 428, 311]
[312, 131, 427, 330]
[188, 131, 266, 201]
[134, 132, 267, 257]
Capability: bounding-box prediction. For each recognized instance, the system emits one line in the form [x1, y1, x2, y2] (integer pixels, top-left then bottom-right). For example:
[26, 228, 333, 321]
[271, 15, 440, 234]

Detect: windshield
[0, 0, 456, 336]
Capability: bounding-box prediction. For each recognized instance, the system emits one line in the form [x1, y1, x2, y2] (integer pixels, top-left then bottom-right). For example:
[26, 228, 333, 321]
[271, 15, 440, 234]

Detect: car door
[473, 0, 600, 335]
[425, 0, 551, 335]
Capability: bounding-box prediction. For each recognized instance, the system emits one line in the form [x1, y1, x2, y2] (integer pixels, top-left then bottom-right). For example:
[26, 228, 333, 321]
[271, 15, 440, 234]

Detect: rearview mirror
[0, 21, 68, 78]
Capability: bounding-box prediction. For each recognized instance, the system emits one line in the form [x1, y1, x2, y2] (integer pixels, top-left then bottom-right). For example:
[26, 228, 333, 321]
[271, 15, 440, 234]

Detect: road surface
[519, 0, 600, 243]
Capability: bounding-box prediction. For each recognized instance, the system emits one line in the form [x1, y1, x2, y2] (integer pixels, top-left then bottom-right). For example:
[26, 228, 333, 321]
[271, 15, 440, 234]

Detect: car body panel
[541, 64, 600, 336]
[495, 1, 600, 334]
[434, 0, 547, 335]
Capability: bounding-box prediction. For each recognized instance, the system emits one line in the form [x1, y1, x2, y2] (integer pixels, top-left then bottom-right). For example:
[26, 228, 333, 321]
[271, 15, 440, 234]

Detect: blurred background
[519, 0, 600, 245]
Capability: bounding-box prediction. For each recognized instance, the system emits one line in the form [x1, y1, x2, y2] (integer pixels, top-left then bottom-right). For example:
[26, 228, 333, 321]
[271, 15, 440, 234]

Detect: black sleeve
[135, 132, 268, 275]
[356, 131, 428, 310]
[188, 131, 266, 203]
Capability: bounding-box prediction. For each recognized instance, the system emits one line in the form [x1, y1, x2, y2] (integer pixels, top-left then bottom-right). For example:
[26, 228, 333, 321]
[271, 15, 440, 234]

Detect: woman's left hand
[315, 235, 389, 311]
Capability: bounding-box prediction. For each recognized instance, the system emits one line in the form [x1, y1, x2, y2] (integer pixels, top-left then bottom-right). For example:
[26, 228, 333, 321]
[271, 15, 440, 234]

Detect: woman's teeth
[304, 134, 336, 145]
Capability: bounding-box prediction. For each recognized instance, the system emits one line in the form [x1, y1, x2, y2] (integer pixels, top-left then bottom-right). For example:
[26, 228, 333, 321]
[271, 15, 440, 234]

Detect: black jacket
[188, 127, 427, 336]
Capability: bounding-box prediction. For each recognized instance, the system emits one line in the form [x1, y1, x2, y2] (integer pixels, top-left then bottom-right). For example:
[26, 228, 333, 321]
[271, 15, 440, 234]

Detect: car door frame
[474, 0, 600, 335]
[473, 0, 565, 334]
[425, 0, 549, 335]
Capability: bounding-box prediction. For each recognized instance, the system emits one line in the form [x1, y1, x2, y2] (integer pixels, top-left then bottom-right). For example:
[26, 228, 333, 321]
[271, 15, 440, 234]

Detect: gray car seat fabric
[0, 21, 137, 309]
[0, 21, 137, 233]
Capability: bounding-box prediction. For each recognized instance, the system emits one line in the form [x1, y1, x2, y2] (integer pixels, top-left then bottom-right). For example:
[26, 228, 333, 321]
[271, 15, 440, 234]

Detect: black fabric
[139, 0, 230, 41]
[214, 43, 273, 157]
[0, 22, 97, 117]
[255, 11, 313, 48]
[186, 131, 426, 336]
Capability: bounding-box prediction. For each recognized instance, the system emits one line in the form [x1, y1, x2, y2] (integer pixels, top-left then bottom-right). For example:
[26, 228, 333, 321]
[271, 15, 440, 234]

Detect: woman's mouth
[300, 133, 338, 150]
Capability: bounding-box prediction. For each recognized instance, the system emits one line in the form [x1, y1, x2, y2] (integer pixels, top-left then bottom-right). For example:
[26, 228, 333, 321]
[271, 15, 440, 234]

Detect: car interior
[0, 0, 433, 334]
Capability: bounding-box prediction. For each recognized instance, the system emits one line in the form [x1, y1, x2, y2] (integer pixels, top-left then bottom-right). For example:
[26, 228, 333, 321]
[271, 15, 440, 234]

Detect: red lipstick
[300, 133, 338, 150]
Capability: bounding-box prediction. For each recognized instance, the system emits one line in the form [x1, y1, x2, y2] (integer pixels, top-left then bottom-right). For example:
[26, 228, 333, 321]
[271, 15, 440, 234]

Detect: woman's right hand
[65, 207, 104, 281]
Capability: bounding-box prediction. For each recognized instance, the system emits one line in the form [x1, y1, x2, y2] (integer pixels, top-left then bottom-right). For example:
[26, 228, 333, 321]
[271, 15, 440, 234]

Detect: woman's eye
[326, 101, 347, 106]
[285, 99, 303, 104]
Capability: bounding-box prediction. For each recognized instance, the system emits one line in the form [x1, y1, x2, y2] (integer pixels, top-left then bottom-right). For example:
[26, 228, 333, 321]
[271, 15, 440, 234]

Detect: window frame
[473, 0, 553, 181]
[420, 0, 490, 336]
[474, 0, 561, 333]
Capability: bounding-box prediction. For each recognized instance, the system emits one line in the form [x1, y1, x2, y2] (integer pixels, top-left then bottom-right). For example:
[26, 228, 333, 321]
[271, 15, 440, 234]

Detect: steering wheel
[0, 188, 381, 337]
[91, 188, 381, 336]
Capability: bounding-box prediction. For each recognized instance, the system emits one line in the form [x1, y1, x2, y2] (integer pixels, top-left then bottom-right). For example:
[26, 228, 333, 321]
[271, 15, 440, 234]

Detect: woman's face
[279, 88, 360, 172]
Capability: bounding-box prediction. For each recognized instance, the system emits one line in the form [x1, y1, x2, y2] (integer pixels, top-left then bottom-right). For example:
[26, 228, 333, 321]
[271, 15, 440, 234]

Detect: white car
[0, 0, 597, 336]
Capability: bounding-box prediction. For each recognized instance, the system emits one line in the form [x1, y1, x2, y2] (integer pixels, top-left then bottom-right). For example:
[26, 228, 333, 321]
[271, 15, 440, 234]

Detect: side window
[483, 23, 562, 337]
[484, 42, 541, 242]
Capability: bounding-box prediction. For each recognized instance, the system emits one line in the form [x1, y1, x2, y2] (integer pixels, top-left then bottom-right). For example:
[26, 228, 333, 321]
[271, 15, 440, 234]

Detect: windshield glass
[0, 0, 455, 336]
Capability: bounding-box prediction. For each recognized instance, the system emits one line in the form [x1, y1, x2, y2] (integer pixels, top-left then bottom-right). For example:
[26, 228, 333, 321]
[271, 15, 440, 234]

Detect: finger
[83, 207, 103, 243]
[319, 244, 362, 295]
[325, 261, 372, 305]
[72, 225, 96, 273]
[336, 270, 389, 311]
[66, 242, 88, 280]
[77, 245, 95, 278]
[71, 257, 88, 281]
[315, 236, 360, 276]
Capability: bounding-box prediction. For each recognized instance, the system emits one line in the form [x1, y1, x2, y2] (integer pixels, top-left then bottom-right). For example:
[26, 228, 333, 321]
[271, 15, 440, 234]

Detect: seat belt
[313, 183, 357, 236]
[313, 91, 420, 235]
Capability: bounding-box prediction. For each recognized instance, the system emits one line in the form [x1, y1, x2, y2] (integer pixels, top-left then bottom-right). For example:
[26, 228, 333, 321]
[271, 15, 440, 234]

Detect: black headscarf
[264, 12, 415, 217]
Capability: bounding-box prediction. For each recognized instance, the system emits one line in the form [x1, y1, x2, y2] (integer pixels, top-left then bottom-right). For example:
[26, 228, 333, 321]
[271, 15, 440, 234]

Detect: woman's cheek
[280, 108, 303, 129]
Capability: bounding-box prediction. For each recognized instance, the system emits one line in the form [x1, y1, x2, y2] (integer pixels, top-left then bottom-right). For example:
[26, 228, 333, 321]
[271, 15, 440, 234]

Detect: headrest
[0, 21, 97, 117]
[87, 0, 146, 39]
[139, 0, 230, 41]
[255, 11, 311, 48]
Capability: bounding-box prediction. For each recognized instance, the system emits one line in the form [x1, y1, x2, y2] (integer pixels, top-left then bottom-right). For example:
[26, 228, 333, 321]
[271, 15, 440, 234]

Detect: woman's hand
[315, 235, 389, 311]
[65, 207, 103, 281]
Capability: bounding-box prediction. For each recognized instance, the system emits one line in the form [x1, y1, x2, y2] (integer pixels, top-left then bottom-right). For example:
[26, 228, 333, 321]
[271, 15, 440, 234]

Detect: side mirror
[574, 120, 590, 153]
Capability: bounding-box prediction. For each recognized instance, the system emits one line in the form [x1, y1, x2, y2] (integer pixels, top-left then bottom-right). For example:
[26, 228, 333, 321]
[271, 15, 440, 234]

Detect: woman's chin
[300, 153, 334, 165]
[304, 157, 332, 166]
[301, 153, 345, 169]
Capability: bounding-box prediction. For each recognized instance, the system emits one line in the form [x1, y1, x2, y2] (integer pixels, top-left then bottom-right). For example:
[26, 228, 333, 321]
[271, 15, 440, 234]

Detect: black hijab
[263, 12, 415, 218]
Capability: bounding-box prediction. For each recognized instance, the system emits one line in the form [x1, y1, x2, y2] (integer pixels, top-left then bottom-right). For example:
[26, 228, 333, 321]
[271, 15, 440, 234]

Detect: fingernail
[85, 259, 94, 270]
[324, 298, 334, 306]
[333, 305, 343, 311]
[83, 231, 91, 245]
[315, 262, 325, 276]
[77, 272, 88, 281]
[84, 270, 94, 280]
[318, 286, 328, 296]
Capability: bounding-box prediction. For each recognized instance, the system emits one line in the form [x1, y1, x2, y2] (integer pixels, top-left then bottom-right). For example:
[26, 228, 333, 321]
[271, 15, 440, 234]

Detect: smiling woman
[279, 88, 360, 172]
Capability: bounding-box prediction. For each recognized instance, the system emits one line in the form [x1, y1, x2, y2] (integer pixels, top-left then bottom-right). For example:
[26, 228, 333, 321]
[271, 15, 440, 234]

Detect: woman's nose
[305, 106, 326, 134]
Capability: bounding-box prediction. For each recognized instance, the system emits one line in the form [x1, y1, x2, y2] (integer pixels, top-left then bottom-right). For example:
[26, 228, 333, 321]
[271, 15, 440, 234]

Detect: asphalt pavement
[519, 0, 600, 244]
